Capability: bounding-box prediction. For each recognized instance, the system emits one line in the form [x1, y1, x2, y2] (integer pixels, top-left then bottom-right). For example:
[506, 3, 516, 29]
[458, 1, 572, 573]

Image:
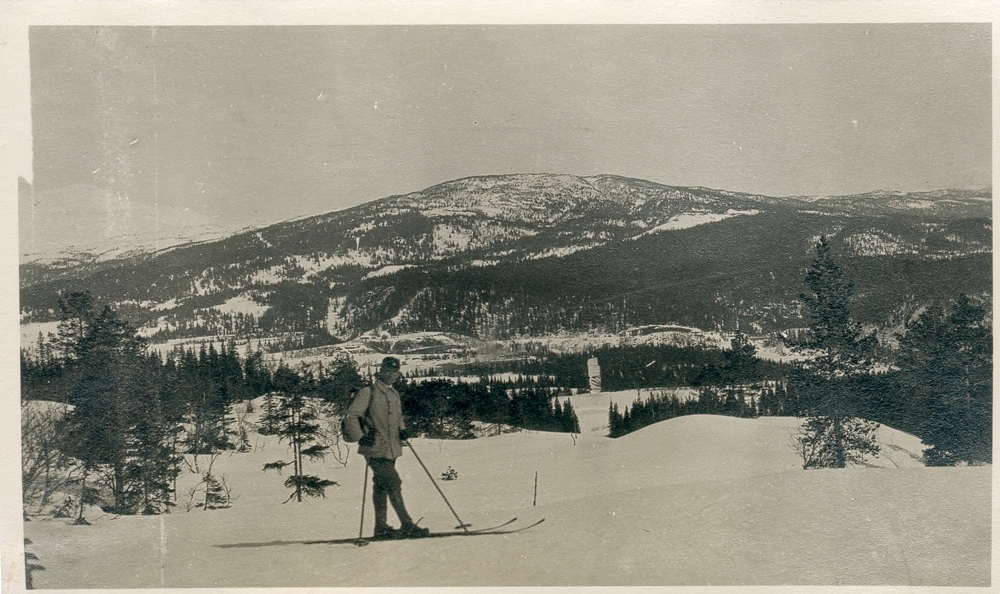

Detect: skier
[343, 356, 430, 540]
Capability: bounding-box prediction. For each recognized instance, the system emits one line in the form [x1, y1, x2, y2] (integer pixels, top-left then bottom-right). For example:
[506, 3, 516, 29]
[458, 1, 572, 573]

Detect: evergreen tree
[243, 346, 272, 397]
[200, 473, 230, 510]
[796, 415, 880, 469]
[179, 381, 232, 455]
[263, 366, 337, 502]
[54, 291, 96, 364]
[58, 305, 182, 515]
[258, 392, 283, 435]
[168, 345, 240, 510]
[318, 353, 364, 412]
[127, 389, 183, 514]
[722, 388, 741, 417]
[724, 331, 758, 383]
[608, 401, 621, 438]
[759, 384, 780, 416]
[793, 236, 879, 468]
[24, 538, 44, 589]
[562, 399, 581, 433]
[801, 237, 860, 359]
[898, 295, 991, 465]
[472, 378, 511, 431]
[698, 386, 722, 414]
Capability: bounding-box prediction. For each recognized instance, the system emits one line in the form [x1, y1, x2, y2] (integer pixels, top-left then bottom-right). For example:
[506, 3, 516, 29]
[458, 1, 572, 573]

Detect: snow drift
[21, 392, 989, 588]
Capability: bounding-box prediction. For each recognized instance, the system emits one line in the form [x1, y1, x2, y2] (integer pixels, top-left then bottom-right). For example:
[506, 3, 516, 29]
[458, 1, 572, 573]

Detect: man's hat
[380, 356, 401, 371]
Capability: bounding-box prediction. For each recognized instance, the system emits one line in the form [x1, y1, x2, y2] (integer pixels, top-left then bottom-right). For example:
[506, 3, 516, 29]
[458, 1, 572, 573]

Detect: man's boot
[398, 522, 430, 538]
[371, 492, 400, 540]
[388, 489, 429, 538]
[373, 524, 401, 540]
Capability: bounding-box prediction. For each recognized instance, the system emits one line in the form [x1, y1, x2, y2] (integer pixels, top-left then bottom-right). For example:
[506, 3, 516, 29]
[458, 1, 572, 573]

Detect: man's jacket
[343, 379, 406, 460]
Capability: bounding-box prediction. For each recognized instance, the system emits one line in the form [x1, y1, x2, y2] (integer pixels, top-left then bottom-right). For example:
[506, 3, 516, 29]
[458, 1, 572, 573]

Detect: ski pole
[355, 462, 369, 546]
[405, 439, 469, 532]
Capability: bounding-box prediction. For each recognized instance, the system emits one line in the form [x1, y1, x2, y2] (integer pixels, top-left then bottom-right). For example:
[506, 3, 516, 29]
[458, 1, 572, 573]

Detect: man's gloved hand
[398, 429, 410, 442]
[359, 433, 375, 447]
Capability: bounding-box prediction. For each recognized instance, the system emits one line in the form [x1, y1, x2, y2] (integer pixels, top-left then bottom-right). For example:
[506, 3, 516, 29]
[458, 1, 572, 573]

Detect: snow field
[19, 322, 61, 349]
[21, 390, 989, 587]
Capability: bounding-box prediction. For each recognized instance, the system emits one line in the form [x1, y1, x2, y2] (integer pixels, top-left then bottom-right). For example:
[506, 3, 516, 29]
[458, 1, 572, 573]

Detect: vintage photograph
[6, 15, 992, 590]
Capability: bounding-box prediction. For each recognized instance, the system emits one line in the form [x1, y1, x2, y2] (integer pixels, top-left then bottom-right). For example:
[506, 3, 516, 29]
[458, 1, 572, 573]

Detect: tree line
[608, 382, 789, 438]
[432, 339, 794, 393]
[397, 377, 580, 439]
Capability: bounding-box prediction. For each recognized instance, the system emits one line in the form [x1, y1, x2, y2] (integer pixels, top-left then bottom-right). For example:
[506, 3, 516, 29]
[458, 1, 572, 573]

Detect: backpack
[341, 386, 372, 443]
[340, 417, 357, 442]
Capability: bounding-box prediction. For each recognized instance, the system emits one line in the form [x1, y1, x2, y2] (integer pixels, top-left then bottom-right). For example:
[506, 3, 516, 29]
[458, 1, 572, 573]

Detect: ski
[462, 516, 518, 533]
[304, 517, 543, 546]
[421, 517, 545, 540]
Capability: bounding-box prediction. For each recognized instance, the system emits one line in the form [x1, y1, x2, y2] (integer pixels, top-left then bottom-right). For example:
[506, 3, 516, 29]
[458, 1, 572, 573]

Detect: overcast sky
[29, 24, 991, 228]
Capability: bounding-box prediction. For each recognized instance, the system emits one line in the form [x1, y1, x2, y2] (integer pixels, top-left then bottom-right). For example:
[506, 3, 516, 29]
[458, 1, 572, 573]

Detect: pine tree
[70, 469, 101, 525]
[552, 398, 564, 432]
[724, 332, 758, 383]
[258, 392, 283, 435]
[24, 538, 44, 589]
[801, 237, 860, 360]
[562, 399, 581, 433]
[180, 387, 232, 455]
[608, 401, 622, 438]
[697, 386, 721, 414]
[898, 295, 991, 465]
[58, 305, 182, 514]
[473, 379, 510, 433]
[127, 392, 183, 514]
[318, 353, 364, 412]
[200, 472, 230, 510]
[54, 291, 96, 364]
[759, 385, 778, 416]
[243, 346, 272, 397]
[793, 236, 880, 468]
[263, 366, 338, 502]
[722, 388, 740, 417]
[796, 415, 880, 469]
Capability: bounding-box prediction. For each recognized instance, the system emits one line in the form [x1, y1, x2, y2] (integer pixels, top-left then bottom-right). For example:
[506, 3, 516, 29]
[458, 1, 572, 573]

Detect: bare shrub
[21, 401, 80, 515]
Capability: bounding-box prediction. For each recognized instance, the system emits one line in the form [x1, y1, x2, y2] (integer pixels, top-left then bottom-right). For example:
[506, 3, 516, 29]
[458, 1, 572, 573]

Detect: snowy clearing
[21, 391, 988, 588]
[211, 295, 269, 317]
[19, 322, 60, 350]
[363, 264, 416, 279]
[629, 209, 760, 240]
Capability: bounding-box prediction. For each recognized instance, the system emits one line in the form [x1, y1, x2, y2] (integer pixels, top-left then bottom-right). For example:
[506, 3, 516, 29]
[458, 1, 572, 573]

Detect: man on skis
[343, 356, 430, 540]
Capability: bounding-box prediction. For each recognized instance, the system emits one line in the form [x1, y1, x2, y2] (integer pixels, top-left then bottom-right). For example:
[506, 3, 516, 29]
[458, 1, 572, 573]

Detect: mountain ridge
[18, 173, 991, 345]
[18, 180, 246, 265]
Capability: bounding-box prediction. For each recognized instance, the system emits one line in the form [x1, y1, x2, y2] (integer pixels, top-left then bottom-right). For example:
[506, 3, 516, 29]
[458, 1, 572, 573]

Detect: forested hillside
[19, 175, 991, 345]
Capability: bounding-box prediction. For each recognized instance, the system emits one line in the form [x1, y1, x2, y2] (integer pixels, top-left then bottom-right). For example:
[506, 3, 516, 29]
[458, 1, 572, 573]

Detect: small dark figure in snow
[344, 356, 430, 540]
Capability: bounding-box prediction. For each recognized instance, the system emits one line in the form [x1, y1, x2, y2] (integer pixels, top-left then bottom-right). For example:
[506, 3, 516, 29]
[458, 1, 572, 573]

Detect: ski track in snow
[22, 392, 990, 588]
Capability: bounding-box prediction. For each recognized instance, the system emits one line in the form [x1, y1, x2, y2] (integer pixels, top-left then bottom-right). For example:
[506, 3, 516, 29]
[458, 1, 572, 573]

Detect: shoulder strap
[358, 385, 374, 424]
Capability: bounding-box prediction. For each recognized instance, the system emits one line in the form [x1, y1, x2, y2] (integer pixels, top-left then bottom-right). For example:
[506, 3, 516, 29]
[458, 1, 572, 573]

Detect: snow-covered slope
[19, 183, 238, 265]
[20, 174, 991, 344]
[21, 392, 988, 588]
